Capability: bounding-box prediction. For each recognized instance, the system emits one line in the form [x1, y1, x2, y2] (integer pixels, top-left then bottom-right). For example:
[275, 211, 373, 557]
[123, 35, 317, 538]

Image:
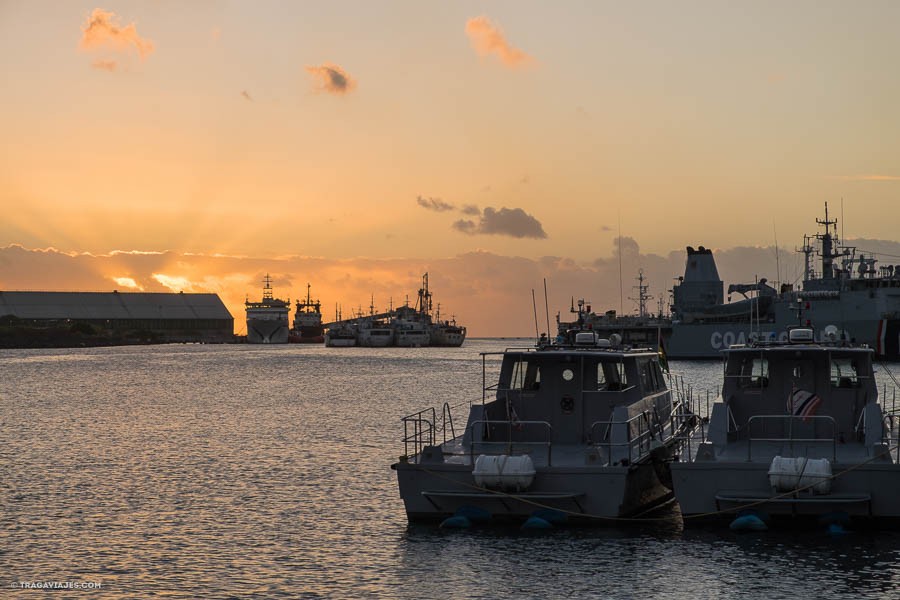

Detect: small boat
[325, 324, 357, 347]
[392, 332, 699, 524]
[672, 326, 900, 525]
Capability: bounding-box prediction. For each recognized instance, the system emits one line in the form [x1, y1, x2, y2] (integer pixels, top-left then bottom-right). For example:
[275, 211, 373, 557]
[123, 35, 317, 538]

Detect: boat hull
[394, 456, 672, 523]
[672, 460, 900, 523]
[247, 319, 289, 344]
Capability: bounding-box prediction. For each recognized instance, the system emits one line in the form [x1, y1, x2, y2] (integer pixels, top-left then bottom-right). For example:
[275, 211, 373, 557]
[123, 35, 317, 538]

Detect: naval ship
[557, 270, 670, 349]
[668, 203, 900, 359]
[245, 274, 290, 344]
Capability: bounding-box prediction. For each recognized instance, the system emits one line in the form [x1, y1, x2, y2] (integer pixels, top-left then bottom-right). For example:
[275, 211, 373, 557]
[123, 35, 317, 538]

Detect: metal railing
[401, 407, 435, 459]
[587, 395, 698, 466]
[467, 419, 553, 465]
[745, 414, 837, 461]
[401, 401, 467, 460]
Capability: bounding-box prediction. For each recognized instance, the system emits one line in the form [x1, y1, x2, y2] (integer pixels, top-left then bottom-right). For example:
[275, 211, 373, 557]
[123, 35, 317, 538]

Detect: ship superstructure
[668, 203, 900, 358]
[245, 274, 290, 344]
[557, 271, 671, 350]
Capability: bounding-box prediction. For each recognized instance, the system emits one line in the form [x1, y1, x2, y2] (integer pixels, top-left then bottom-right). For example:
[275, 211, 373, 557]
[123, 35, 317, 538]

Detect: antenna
[617, 210, 624, 314]
[532, 289, 540, 342]
[773, 220, 781, 290]
[543, 278, 551, 338]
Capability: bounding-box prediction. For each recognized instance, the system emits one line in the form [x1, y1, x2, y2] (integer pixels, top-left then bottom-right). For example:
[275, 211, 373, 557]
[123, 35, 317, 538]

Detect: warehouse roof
[0, 291, 233, 321]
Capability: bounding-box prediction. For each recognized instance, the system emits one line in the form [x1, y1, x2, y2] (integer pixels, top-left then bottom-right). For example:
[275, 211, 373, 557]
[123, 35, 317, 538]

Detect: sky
[1, 1, 899, 335]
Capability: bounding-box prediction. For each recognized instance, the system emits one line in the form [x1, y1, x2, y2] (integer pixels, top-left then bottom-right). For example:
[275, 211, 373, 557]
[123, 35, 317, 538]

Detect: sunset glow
[2, 2, 900, 335]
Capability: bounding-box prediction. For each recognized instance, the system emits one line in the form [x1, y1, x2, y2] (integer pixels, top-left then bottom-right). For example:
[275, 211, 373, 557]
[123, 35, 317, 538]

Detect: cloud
[461, 204, 481, 216]
[5, 237, 900, 336]
[465, 15, 534, 68]
[416, 195, 455, 212]
[599, 225, 612, 232]
[113, 276, 142, 290]
[829, 175, 900, 181]
[452, 219, 477, 235]
[305, 62, 356, 95]
[152, 273, 195, 292]
[453, 206, 546, 239]
[91, 59, 117, 72]
[241, 90, 253, 101]
[80, 8, 154, 59]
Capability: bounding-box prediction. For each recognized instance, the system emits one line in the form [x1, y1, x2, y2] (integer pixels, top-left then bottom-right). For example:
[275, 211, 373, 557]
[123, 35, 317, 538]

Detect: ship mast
[629, 269, 652, 318]
[263, 274, 274, 300]
[816, 201, 839, 281]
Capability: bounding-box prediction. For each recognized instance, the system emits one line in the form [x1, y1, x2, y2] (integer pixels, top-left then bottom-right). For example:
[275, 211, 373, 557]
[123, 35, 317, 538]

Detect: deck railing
[467, 420, 553, 466]
[745, 414, 837, 461]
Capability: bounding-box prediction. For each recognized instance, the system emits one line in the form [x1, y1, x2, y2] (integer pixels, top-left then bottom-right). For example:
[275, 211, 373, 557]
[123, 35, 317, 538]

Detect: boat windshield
[831, 358, 860, 388]
[510, 358, 541, 391]
[727, 356, 769, 388]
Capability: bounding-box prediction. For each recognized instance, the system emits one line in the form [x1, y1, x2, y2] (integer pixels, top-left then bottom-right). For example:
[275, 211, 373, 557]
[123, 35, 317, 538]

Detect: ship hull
[247, 318, 289, 344]
[430, 330, 466, 347]
[668, 317, 900, 359]
[358, 330, 393, 347]
[395, 331, 430, 347]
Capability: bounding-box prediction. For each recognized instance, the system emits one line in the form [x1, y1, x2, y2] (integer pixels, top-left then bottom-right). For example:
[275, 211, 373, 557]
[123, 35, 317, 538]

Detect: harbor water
[4, 339, 900, 598]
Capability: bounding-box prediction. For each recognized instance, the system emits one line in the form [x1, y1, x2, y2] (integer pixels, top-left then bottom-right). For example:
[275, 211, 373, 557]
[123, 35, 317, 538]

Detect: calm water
[3, 339, 900, 599]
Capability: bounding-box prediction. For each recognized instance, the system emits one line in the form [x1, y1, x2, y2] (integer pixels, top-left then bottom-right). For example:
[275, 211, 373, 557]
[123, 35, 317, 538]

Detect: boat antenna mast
[628, 269, 652, 318]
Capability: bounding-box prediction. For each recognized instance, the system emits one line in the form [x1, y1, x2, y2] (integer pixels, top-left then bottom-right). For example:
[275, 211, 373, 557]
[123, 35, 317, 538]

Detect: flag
[788, 386, 822, 422]
[657, 326, 669, 373]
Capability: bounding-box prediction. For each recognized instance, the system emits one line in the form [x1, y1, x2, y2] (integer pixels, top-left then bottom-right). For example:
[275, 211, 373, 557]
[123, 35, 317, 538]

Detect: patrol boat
[672, 326, 900, 525]
[392, 333, 699, 524]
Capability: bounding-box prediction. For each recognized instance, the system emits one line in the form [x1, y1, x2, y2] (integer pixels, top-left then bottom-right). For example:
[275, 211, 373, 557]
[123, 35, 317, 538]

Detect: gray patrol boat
[668, 203, 900, 359]
[672, 326, 900, 525]
[392, 333, 699, 524]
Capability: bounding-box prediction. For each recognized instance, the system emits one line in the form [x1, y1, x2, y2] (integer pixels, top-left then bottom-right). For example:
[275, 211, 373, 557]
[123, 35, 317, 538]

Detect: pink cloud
[80, 8, 154, 59]
[465, 15, 534, 69]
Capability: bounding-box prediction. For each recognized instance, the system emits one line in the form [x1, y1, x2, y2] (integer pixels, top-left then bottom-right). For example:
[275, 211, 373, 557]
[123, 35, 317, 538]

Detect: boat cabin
[715, 338, 877, 451]
[466, 345, 676, 460]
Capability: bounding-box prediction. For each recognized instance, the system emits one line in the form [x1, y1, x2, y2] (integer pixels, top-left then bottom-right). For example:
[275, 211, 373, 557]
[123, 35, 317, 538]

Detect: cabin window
[831, 358, 859, 388]
[597, 361, 629, 391]
[561, 368, 575, 382]
[739, 357, 768, 388]
[510, 359, 541, 391]
[638, 358, 663, 393]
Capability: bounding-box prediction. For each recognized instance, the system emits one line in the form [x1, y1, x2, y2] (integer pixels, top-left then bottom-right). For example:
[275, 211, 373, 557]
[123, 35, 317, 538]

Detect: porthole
[562, 368, 574, 381]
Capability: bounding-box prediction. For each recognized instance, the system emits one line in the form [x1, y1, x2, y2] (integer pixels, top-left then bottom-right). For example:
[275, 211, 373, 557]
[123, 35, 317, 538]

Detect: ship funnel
[672, 246, 724, 317]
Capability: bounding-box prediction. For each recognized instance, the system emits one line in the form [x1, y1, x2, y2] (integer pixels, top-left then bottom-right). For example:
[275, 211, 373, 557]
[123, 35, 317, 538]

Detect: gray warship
[668, 203, 900, 359]
[557, 270, 670, 350]
[392, 333, 698, 524]
[672, 326, 900, 525]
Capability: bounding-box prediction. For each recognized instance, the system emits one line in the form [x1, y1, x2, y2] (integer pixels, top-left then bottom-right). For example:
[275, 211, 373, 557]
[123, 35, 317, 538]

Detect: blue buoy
[532, 509, 567, 524]
[456, 506, 492, 523]
[729, 514, 768, 531]
[521, 516, 553, 530]
[828, 524, 849, 535]
[440, 515, 472, 529]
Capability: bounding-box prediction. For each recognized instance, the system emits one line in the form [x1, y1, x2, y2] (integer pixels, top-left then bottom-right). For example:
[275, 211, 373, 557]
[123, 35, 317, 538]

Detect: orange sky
[2, 2, 900, 335]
